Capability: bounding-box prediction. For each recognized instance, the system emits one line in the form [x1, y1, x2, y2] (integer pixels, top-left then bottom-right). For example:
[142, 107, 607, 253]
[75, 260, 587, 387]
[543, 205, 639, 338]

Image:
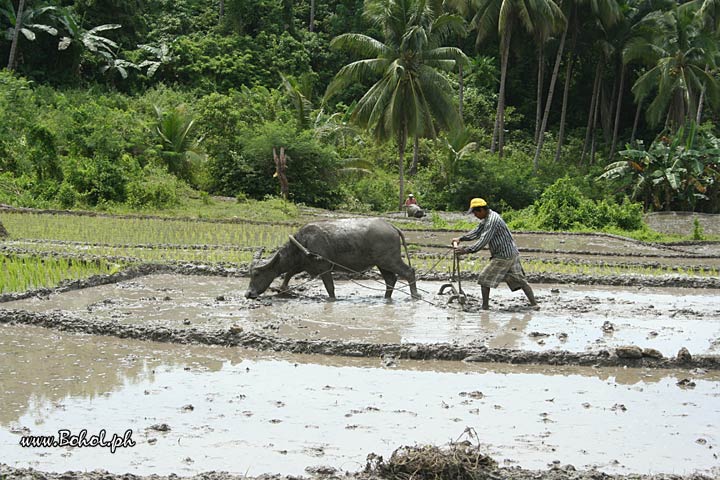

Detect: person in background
[404, 194, 425, 218]
[452, 197, 539, 310]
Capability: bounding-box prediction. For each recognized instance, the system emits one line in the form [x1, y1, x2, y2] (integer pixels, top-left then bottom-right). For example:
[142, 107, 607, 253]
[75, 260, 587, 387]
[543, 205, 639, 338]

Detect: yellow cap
[467, 197, 487, 213]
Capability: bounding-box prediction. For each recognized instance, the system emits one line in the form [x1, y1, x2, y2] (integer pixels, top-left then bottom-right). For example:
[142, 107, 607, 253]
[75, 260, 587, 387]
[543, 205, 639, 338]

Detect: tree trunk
[533, 23, 568, 172]
[630, 99, 641, 144]
[7, 0, 26, 71]
[309, 0, 315, 32]
[410, 135, 419, 176]
[219, 0, 225, 24]
[273, 147, 289, 200]
[496, 26, 512, 157]
[581, 62, 602, 164]
[554, 27, 577, 163]
[535, 44, 545, 143]
[458, 61, 464, 118]
[609, 61, 626, 161]
[590, 76, 602, 165]
[696, 87, 705, 124]
[590, 92, 600, 165]
[398, 127, 407, 210]
[696, 65, 709, 124]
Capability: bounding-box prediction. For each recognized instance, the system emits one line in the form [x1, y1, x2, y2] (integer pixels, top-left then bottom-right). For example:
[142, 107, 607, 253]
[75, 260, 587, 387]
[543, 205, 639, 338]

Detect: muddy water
[1, 324, 718, 477]
[4, 274, 720, 357]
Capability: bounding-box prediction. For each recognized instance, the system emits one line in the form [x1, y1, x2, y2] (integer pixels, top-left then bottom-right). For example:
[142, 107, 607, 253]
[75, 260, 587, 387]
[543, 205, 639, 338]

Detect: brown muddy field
[1, 214, 720, 480]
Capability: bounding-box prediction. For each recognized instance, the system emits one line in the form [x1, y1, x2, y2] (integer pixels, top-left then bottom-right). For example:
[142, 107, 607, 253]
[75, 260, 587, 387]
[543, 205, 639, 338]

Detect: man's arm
[452, 221, 485, 254]
[463, 214, 499, 253]
[458, 221, 484, 242]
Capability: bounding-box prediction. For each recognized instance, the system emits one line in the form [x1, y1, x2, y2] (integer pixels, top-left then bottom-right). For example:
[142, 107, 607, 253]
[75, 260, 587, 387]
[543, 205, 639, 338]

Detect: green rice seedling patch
[0, 212, 295, 248]
[3, 241, 257, 265]
[0, 254, 123, 294]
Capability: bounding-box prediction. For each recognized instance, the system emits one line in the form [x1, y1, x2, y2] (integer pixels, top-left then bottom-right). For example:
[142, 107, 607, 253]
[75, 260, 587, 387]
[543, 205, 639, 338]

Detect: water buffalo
[245, 218, 419, 300]
[406, 204, 425, 218]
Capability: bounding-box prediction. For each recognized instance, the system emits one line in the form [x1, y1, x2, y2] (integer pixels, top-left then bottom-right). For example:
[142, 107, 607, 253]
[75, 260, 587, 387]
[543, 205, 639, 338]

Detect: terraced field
[1, 207, 718, 480]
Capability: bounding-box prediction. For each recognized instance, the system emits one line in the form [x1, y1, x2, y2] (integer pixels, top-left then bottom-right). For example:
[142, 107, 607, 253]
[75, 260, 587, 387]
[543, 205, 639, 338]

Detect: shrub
[65, 155, 129, 206]
[533, 177, 643, 231]
[212, 121, 343, 209]
[126, 165, 182, 209]
[339, 170, 398, 212]
[57, 182, 78, 209]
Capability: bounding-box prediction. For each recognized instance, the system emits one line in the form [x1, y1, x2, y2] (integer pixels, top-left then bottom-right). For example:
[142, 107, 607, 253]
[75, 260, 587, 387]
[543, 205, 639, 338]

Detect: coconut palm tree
[624, 4, 719, 131]
[534, 0, 619, 169]
[325, 0, 466, 209]
[531, 3, 565, 143]
[692, 0, 720, 123]
[607, 0, 675, 160]
[461, 0, 564, 156]
[154, 105, 206, 183]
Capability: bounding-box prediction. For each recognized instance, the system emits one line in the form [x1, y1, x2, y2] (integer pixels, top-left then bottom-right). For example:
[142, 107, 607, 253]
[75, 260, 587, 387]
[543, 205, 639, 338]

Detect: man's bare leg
[481, 286, 490, 310]
[521, 284, 539, 309]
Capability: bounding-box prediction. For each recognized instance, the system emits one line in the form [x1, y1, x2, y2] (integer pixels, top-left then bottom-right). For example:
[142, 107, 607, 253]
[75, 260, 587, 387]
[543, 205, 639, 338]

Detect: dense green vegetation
[1, 0, 718, 234]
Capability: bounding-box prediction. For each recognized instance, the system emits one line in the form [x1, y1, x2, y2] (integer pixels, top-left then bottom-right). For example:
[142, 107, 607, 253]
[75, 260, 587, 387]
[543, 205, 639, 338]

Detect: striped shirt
[460, 209, 519, 259]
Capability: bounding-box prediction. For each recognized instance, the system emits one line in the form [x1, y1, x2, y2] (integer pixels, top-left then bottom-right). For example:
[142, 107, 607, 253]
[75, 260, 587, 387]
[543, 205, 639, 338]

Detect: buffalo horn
[251, 247, 265, 267]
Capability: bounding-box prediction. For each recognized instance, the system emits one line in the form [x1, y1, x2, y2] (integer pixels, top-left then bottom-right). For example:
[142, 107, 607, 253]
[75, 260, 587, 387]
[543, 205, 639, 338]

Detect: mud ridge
[1, 308, 718, 370]
[1, 461, 716, 480]
[2, 259, 719, 297]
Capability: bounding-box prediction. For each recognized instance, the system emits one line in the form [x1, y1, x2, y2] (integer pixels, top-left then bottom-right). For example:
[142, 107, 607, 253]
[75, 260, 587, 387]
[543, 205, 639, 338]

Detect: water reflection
[1, 324, 719, 478]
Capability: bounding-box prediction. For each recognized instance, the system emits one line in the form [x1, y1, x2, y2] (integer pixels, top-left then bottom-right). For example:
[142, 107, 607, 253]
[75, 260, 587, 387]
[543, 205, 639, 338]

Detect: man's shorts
[477, 255, 529, 291]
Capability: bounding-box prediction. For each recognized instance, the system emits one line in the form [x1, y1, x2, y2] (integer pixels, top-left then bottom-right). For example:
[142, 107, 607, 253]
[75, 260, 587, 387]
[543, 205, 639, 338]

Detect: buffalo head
[245, 249, 280, 299]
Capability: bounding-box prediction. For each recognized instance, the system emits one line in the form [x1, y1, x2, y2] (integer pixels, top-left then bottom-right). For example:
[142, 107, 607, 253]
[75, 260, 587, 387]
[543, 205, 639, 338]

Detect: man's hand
[451, 238, 464, 255]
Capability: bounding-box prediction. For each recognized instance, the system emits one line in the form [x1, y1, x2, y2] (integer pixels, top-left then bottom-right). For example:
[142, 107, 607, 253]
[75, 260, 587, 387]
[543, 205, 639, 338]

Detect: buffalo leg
[378, 262, 419, 299]
[320, 272, 335, 299]
[379, 268, 398, 298]
[280, 268, 302, 294]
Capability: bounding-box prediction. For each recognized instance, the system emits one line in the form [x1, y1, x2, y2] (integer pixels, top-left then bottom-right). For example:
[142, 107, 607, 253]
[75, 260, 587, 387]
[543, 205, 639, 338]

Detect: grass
[67, 195, 304, 223]
[0, 255, 123, 294]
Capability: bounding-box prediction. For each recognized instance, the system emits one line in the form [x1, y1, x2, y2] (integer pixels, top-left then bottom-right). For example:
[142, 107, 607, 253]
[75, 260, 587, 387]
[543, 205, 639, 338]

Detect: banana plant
[137, 42, 172, 78]
[55, 6, 120, 56]
[600, 122, 720, 211]
[2, 0, 59, 69]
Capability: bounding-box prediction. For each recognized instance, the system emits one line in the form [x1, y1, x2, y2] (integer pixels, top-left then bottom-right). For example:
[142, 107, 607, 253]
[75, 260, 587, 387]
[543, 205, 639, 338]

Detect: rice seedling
[0, 212, 295, 248]
[0, 254, 123, 293]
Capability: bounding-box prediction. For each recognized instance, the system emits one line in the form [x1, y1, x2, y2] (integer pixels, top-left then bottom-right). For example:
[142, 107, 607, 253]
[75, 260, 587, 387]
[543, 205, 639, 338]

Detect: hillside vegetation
[1, 0, 719, 233]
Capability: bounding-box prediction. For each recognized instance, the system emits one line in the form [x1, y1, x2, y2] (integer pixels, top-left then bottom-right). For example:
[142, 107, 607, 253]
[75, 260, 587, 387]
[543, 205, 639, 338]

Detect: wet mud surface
[2, 273, 720, 366]
[2, 212, 720, 480]
[1, 325, 718, 478]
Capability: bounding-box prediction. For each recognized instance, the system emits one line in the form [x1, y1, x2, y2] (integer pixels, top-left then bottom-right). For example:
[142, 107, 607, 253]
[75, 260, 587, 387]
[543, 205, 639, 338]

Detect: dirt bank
[2, 453, 717, 480]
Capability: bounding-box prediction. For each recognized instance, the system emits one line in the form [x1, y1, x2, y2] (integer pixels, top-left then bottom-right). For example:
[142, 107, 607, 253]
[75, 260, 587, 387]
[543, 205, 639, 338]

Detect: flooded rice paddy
[4, 274, 720, 358]
[1, 324, 719, 477]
